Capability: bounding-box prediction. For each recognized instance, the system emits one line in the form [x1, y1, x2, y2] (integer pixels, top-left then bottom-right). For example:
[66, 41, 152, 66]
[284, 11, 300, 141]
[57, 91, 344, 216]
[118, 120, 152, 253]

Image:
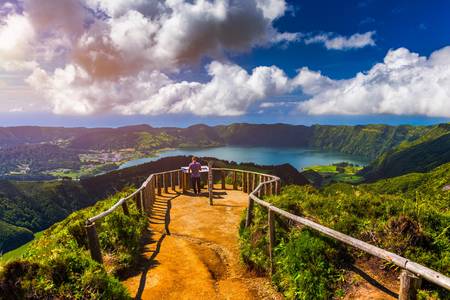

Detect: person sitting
[188, 156, 202, 195]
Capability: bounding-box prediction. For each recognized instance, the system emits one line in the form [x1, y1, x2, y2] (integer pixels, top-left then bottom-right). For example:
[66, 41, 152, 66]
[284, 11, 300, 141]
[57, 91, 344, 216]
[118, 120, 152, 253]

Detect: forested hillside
[309, 124, 430, 159]
[361, 124, 450, 180]
[0, 180, 91, 252]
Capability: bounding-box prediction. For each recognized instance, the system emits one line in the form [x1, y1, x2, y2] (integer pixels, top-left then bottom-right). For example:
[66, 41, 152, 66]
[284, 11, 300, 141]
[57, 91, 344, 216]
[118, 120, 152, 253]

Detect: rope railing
[83, 164, 449, 299]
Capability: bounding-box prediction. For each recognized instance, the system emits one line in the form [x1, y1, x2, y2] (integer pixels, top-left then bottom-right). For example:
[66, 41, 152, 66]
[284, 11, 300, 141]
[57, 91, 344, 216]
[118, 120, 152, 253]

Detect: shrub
[0, 188, 146, 299]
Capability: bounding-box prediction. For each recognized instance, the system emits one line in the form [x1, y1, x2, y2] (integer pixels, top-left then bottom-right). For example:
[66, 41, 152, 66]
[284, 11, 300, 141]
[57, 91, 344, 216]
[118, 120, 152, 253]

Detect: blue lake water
[119, 146, 370, 170]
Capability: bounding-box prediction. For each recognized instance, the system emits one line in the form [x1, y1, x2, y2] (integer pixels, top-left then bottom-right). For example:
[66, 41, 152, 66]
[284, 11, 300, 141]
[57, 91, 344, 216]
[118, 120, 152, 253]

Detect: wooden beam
[268, 208, 275, 275]
[399, 270, 422, 300]
[221, 171, 226, 190]
[245, 196, 254, 227]
[85, 222, 102, 264]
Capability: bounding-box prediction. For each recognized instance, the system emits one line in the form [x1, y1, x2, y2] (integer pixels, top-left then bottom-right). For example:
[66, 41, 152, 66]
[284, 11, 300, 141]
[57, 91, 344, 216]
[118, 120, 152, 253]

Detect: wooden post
[171, 172, 176, 191]
[142, 186, 149, 213]
[257, 175, 262, 198]
[233, 171, 237, 190]
[208, 161, 213, 205]
[268, 181, 273, 196]
[185, 172, 190, 191]
[146, 185, 152, 214]
[268, 208, 275, 275]
[263, 176, 267, 196]
[85, 222, 103, 264]
[136, 192, 142, 212]
[245, 196, 254, 227]
[243, 172, 248, 193]
[180, 171, 185, 193]
[163, 173, 168, 194]
[221, 171, 226, 190]
[252, 173, 256, 193]
[157, 175, 162, 196]
[121, 200, 129, 216]
[275, 180, 280, 195]
[399, 270, 421, 300]
[241, 171, 245, 190]
[150, 179, 155, 208]
[246, 172, 251, 194]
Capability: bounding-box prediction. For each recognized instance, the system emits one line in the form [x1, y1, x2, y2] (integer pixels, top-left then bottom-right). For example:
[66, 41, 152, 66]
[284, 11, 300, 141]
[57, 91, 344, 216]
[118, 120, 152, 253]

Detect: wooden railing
[85, 169, 184, 264]
[239, 170, 450, 300]
[85, 165, 449, 300]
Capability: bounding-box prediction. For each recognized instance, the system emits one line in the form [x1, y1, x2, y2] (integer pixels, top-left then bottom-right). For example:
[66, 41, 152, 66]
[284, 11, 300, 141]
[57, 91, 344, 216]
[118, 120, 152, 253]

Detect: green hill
[310, 124, 430, 159]
[361, 124, 450, 181]
[0, 220, 33, 253]
[0, 188, 145, 299]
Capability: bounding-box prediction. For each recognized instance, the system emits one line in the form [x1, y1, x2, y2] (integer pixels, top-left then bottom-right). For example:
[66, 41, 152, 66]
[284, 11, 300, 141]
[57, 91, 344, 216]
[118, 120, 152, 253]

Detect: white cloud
[3, 0, 450, 120]
[27, 61, 296, 116]
[305, 31, 376, 50]
[298, 47, 450, 117]
[0, 13, 36, 71]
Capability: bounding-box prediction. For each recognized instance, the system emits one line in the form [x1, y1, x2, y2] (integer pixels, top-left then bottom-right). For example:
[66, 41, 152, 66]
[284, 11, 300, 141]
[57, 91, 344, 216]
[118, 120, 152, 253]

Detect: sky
[1, 0, 450, 128]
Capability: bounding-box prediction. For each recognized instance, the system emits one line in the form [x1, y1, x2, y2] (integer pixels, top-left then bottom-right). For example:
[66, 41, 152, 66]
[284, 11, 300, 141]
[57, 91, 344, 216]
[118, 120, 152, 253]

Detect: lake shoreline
[119, 145, 371, 171]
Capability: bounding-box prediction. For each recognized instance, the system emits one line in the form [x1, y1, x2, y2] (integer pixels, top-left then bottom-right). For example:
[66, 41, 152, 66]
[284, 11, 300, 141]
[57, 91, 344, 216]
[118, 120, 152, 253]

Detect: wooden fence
[85, 165, 449, 300]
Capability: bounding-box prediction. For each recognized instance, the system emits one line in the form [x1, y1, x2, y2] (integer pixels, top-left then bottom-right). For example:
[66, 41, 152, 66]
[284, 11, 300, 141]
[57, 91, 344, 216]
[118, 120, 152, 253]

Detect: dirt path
[122, 186, 282, 300]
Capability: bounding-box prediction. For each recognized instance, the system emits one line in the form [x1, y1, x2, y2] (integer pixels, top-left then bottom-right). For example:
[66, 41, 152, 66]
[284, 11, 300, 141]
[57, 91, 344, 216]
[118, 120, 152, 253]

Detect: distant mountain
[361, 124, 450, 180]
[2, 123, 450, 180]
[0, 123, 436, 159]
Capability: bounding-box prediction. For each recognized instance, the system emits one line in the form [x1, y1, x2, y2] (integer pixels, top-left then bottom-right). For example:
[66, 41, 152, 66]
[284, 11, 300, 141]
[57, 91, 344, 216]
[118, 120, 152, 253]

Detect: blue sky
[1, 0, 450, 127]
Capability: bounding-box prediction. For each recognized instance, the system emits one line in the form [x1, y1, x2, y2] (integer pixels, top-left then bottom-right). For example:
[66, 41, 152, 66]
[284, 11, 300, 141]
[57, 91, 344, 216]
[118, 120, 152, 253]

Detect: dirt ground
[122, 186, 282, 300]
[122, 185, 401, 300]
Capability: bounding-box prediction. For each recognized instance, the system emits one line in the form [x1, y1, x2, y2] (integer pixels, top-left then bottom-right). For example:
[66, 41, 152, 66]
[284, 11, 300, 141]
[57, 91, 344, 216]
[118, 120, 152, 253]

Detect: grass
[0, 231, 44, 264]
[0, 187, 147, 299]
[239, 163, 450, 299]
[304, 163, 364, 184]
[304, 164, 363, 175]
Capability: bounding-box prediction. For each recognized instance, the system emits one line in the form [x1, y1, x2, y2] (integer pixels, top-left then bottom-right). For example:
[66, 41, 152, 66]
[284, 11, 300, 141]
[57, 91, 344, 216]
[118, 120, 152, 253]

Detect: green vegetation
[2, 122, 450, 180]
[0, 188, 146, 299]
[310, 124, 431, 159]
[362, 127, 450, 180]
[0, 231, 43, 264]
[0, 179, 93, 253]
[0, 220, 34, 254]
[303, 162, 364, 185]
[240, 162, 450, 299]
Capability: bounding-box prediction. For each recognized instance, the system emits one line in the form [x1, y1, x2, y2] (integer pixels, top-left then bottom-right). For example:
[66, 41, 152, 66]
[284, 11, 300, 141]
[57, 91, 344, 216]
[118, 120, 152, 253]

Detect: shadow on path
[133, 192, 175, 300]
[349, 264, 398, 299]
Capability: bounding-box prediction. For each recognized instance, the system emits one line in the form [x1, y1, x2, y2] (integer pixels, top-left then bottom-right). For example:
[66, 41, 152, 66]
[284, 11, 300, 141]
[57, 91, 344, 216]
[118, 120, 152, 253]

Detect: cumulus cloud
[0, 13, 36, 71]
[3, 0, 449, 119]
[6, 0, 306, 115]
[27, 61, 297, 116]
[298, 47, 450, 117]
[305, 31, 376, 50]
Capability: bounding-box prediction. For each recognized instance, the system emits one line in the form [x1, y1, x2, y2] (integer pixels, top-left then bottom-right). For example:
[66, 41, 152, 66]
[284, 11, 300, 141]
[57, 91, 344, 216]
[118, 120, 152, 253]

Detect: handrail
[239, 168, 450, 294]
[87, 169, 180, 223]
[81, 164, 449, 297]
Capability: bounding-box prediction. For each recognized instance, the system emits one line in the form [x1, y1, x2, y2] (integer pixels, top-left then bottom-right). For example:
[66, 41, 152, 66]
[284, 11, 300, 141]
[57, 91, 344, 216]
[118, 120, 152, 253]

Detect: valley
[1, 123, 447, 180]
